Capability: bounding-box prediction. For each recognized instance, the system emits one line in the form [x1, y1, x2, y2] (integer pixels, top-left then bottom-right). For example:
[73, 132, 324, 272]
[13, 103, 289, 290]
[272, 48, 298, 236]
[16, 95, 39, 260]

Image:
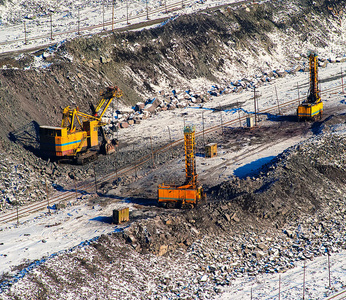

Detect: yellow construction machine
[39, 86, 122, 164]
[158, 125, 206, 209]
[297, 52, 323, 121]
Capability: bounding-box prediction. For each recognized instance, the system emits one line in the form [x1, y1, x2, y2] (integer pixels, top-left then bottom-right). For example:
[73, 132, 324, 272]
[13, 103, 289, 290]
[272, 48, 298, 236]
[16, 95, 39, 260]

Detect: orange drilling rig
[158, 125, 206, 209]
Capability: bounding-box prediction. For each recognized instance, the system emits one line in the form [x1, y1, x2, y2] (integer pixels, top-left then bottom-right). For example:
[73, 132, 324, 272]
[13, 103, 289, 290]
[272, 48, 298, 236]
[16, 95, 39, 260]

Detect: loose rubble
[2, 129, 346, 299]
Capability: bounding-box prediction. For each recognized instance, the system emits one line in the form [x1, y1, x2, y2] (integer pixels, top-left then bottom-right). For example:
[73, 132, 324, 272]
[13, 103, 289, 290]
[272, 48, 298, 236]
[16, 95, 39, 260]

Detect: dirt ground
[0, 0, 346, 298]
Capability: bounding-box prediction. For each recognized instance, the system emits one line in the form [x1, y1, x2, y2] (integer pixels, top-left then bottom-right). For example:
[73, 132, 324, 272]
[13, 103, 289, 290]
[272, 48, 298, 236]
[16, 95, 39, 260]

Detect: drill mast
[184, 125, 197, 187]
[307, 52, 320, 104]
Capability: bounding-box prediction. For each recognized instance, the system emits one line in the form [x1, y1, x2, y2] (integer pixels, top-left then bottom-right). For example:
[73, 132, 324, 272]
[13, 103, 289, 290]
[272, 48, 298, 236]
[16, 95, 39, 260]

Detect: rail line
[326, 290, 346, 300]
[0, 82, 344, 224]
[0, 0, 252, 50]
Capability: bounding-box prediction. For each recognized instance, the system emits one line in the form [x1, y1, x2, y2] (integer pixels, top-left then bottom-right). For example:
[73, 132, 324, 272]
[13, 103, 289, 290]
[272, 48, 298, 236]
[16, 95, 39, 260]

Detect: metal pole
[341, 67, 344, 94]
[297, 82, 301, 104]
[168, 126, 173, 158]
[74, 174, 78, 200]
[77, 8, 80, 35]
[328, 251, 331, 289]
[102, 0, 105, 30]
[126, 0, 130, 24]
[50, 14, 53, 40]
[115, 146, 118, 178]
[24, 21, 27, 45]
[150, 135, 155, 168]
[94, 165, 97, 194]
[112, 0, 115, 31]
[202, 111, 205, 147]
[275, 86, 281, 115]
[45, 178, 50, 214]
[146, 0, 149, 20]
[303, 260, 306, 300]
[254, 87, 257, 126]
[279, 274, 281, 300]
[16, 206, 19, 226]
[219, 104, 224, 136]
[237, 99, 241, 127]
[133, 144, 137, 178]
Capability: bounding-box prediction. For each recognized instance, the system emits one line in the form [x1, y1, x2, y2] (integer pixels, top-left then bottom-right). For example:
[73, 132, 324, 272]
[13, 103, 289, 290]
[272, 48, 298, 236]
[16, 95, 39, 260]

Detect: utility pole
[126, 0, 130, 25]
[45, 178, 50, 214]
[133, 144, 137, 178]
[254, 87, 257, 126]
[74, 174, 78, 201]
[237, 99, 242, 127]
[168, 126, 173, 158]
[24, 21, 27, 45]
[303, 260, 306, 300]
[112, 0, 115, 31]
[150, 135, 155, 168]
[102, 0, 105, 30]
[219, 104, 224, 137]
[279, 274, 281, 300]
[50, 13, 53, 40]
[202, 111, 205, 147]
[328, 250, 331, 289]
[341, 67, 344, 94]
[16, 206, 19, 226]
[146, 0, 149, 20]
[93, 165, 97, 194]
[77, 8, 80, 35]
[275, 86, 281, 115]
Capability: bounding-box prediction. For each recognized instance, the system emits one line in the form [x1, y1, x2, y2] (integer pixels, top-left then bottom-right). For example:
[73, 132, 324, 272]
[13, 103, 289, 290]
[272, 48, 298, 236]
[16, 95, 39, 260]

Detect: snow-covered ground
[0, 56, 345, 298]
[0, 200, 132, 276]
[115, 60, 346, 183]
[1, 0, 346, 297]
[218, 250, 346, 299]
[0, 0, 245, 53]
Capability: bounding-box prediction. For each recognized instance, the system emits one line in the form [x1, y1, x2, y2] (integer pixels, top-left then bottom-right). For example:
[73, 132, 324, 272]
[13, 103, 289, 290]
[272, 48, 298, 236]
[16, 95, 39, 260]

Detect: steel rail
[0, 82, 344, 224]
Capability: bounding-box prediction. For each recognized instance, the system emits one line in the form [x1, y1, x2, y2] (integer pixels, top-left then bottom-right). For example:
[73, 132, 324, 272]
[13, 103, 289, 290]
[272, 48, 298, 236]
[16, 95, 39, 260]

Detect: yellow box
[205, 143, 217, 158]
[112, 207, 130, 224]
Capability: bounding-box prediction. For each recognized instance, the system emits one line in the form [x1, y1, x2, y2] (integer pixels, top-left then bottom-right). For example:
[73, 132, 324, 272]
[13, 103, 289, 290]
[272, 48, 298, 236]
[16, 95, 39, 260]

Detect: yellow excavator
[158, 125, 206, 209]
[39, 86, 122, 164]
[297, 52, 323, 121]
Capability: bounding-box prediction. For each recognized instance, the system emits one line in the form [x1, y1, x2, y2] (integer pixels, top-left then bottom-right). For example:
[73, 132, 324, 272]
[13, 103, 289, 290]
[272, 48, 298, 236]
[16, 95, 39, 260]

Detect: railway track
[0, 0, 253, 52]
[326, 290, 346, 300]
[0, 82, 344, 224]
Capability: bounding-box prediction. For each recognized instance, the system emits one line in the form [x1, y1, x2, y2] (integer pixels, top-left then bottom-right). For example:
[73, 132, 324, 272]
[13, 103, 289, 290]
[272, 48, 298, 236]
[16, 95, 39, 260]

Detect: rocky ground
[0, 0, 345, 213]
[0, 0, 346, 298]
[2, 116, 346, 299]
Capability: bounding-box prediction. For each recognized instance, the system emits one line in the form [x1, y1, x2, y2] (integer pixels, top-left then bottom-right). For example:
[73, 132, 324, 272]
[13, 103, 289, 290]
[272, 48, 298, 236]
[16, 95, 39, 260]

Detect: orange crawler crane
[158, 125, 206, 209]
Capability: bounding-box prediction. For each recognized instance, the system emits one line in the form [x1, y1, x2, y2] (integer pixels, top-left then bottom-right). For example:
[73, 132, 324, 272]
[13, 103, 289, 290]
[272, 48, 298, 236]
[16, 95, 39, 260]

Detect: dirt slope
[2, 121, 346, 299]
[0, 0, 344, 143]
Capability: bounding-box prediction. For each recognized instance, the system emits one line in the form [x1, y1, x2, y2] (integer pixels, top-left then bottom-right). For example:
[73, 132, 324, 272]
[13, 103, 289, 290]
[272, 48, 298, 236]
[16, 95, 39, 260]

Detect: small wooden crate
[205, 143, 217, 158]
[112, 207, 129, 224]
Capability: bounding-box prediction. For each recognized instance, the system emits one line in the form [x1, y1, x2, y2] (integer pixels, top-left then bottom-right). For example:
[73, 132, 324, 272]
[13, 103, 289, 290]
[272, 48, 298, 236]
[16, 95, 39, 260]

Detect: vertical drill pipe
[184, 126, 197, 186]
